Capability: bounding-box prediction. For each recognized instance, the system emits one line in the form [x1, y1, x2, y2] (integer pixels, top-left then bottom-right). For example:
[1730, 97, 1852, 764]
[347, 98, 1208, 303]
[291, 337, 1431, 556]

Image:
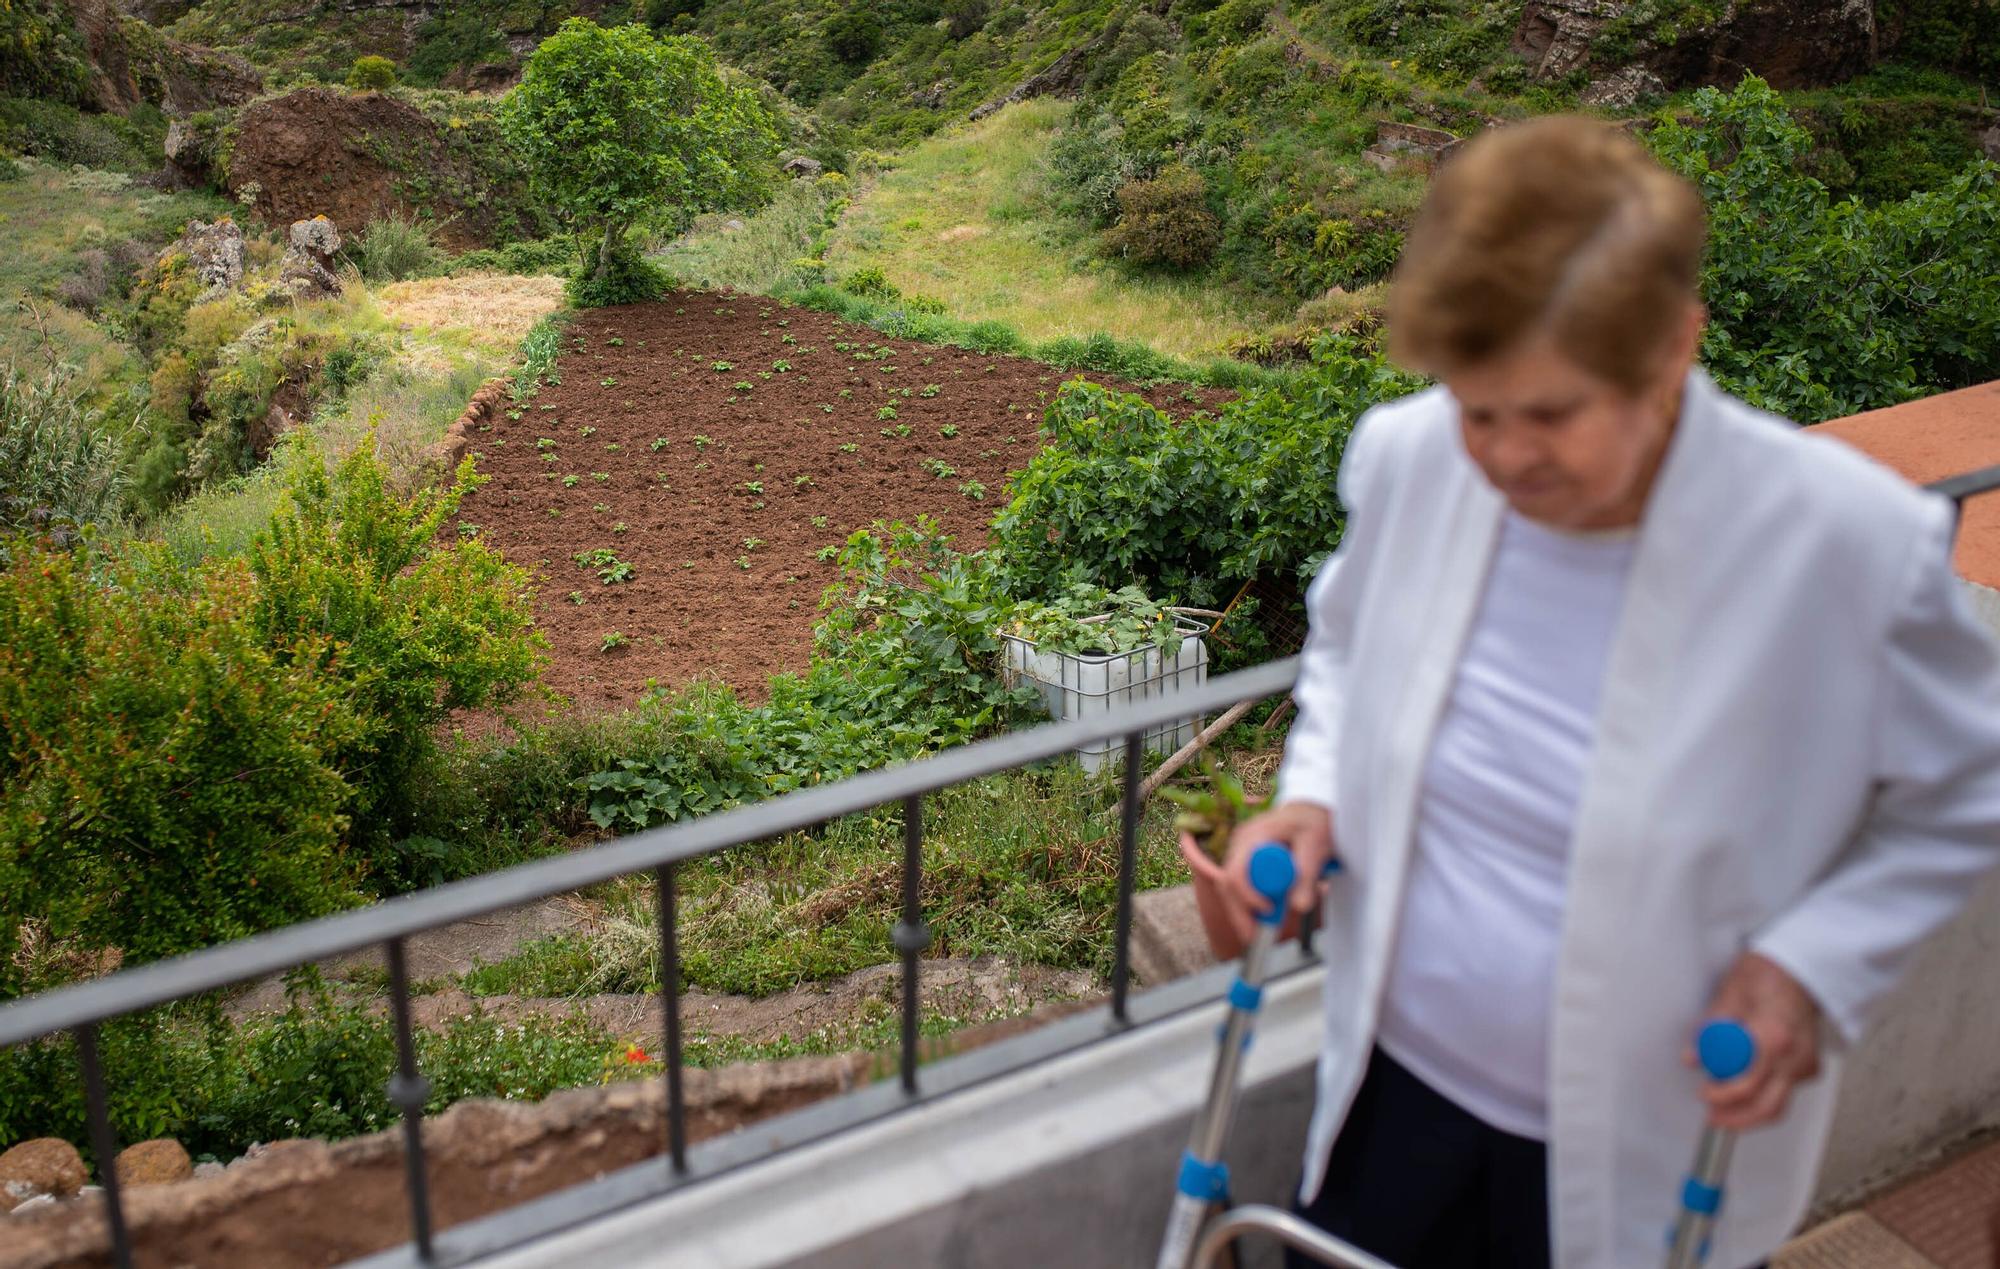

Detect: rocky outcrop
[227, 87, 535, 250]
[68, 0, 262, 117]
[969, 41, 1097, 121]
[163, 217, 246, 302]
[1513, 0, 1876, 93]
[277, 216, 343, 300]
[1580, 64, 1669, 107]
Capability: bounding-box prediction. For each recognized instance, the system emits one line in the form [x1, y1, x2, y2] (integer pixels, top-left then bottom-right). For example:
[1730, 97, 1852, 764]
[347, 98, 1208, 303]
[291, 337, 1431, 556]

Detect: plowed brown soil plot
[459, 291, 1233, 708]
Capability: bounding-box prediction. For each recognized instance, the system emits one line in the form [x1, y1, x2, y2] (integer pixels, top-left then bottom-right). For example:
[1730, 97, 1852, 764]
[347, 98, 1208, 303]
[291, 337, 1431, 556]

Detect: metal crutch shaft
[1155, 843, 1303, 1269]
[1665, 1020, 1757, 1269]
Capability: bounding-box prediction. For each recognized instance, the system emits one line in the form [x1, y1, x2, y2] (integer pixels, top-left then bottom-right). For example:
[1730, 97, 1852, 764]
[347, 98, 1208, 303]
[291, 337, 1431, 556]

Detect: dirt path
[460, 290, 1231, 709]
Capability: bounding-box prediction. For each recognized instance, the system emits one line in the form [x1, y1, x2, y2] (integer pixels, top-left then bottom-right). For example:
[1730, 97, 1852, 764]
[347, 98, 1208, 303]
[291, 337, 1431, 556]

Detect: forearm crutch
[1156, 843, 1309, 1269]
[1665, 1020, 1757, 1269]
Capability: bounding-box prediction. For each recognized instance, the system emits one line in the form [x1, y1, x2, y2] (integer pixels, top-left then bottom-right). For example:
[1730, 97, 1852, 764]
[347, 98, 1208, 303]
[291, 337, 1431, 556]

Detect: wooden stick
[1260, 695, 1295, 732]
[1138, 697, 1261, 802]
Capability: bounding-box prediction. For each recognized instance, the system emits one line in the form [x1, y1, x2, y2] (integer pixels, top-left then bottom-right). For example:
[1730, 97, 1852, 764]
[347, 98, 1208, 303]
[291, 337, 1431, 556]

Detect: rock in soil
[0, 1139, 87, 1204]
[114, 1140, 192, 1188]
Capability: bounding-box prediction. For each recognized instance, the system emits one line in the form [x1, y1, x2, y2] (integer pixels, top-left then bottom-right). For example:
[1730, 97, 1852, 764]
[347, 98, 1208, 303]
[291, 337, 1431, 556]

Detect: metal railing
[4, 464, 1996, 1269]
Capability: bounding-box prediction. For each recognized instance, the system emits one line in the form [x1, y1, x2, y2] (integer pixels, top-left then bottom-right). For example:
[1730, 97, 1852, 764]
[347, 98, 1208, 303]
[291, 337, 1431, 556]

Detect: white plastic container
[1001, 616, 1211, 774]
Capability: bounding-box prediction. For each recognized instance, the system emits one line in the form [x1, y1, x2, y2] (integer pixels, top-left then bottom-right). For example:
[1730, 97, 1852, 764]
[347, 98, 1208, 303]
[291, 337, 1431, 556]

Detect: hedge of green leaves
[993, 333, 1424, 605]
[1648, 77, 2000, 422]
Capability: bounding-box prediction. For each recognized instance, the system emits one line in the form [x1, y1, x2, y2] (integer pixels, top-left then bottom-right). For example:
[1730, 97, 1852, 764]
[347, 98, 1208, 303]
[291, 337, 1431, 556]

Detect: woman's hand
[1223, 802, 1337, 919]
[1691, 951, 1825, 1130]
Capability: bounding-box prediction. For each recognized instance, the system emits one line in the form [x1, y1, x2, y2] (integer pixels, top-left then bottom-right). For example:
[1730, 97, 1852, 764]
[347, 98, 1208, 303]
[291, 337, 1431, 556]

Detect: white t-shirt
[1375, 511, 1638, 1140]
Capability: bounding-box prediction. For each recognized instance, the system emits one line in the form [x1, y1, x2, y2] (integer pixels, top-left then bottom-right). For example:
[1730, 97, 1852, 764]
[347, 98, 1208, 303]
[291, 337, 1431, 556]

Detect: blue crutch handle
[1246, 844, 1296, 925]
[1696, 1020, 1756, 1081]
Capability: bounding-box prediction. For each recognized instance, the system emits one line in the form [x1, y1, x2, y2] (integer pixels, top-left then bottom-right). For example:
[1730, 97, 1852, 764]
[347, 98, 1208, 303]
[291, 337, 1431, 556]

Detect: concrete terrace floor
[1778, 1134, 2000, 1268]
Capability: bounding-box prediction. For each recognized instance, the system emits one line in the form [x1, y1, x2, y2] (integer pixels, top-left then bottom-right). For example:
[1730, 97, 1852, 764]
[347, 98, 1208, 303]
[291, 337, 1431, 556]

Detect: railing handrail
[0, 657, 1299, 1046]
[1929, 462, 2000, 508]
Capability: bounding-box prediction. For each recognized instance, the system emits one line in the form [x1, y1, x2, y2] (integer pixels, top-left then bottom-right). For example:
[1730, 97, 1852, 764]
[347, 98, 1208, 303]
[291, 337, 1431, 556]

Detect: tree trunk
[594, 220, 623, 283]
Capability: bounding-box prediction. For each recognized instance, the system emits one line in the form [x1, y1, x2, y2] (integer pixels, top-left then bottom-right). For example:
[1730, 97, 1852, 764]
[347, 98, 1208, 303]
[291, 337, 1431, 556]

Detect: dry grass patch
[375, 273, 566, 354]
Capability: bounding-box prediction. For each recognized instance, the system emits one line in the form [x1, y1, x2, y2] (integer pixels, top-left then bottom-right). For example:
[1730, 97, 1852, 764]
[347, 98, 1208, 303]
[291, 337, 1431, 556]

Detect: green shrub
[0, 362, 132, 534]
[246, 433, 547, 871]
[345, 55, 399, 91]
[824, 7, 885, 63]
[0, 987, 642, 1166]
[0, 546, 366, 994]
[0, 1, 92, 106]
[0, 96, 150, 171]
[1195, 0, 1274, 41]
[1648, 77, 2000, 420]
[944, 0, 991, 39]
[349, 211, 442, 281]
[406, 8, 510, 84]
[567, 245, 676, 307]
[0, 153, 22, 182]
[445, 235, 577, 276]
[839, 265, 902, 300]
[1103, 164, 1222, 270]
[647, 0, 708, 25]
[1044, 111, 1141, 227]
[993, 333, 1424, 603]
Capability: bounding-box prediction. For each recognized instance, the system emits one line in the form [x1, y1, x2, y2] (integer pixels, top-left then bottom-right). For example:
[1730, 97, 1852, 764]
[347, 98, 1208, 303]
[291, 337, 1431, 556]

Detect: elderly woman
[1209, 116, 2000, 1268]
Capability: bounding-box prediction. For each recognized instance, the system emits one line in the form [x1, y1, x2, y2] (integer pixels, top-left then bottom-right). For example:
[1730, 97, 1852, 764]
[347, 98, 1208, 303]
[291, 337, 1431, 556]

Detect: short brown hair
[1386, 115, 1706, 393]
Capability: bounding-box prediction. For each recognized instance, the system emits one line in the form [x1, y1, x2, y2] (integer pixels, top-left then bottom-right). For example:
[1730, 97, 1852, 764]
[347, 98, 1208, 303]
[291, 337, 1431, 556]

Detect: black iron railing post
[895, 794, 931, 1095]
[75, 1024, 134, 1269]
[1110, 729, 1144, 1023]
[384, 939, 436, 1262]
[658, 864, 688, 1174]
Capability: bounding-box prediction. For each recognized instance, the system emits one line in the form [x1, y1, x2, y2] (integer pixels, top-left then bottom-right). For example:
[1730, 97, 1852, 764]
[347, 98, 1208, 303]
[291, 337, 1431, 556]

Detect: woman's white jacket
[1275, 370, 2000, 1269]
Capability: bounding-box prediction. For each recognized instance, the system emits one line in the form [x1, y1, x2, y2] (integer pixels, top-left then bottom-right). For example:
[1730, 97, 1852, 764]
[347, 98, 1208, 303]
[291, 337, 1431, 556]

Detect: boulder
[0, 1140, 87, 1205]
[114, 1140, 192, 1188]
[166, 218, 246, 303]
[278, 217, 343, 300]
[1981, 123, 2000, 164]
[781, 155, 825, 179]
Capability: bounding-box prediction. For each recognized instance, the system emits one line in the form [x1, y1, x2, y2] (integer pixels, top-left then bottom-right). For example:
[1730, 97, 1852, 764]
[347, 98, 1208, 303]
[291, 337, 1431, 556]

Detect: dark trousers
[1287, 1047, 1552, 1269]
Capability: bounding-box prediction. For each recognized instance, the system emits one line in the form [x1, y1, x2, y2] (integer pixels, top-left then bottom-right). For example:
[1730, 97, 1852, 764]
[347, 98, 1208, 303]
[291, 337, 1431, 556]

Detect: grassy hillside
[0, 158, 235, 414]
[825, 99, 1280, 359]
